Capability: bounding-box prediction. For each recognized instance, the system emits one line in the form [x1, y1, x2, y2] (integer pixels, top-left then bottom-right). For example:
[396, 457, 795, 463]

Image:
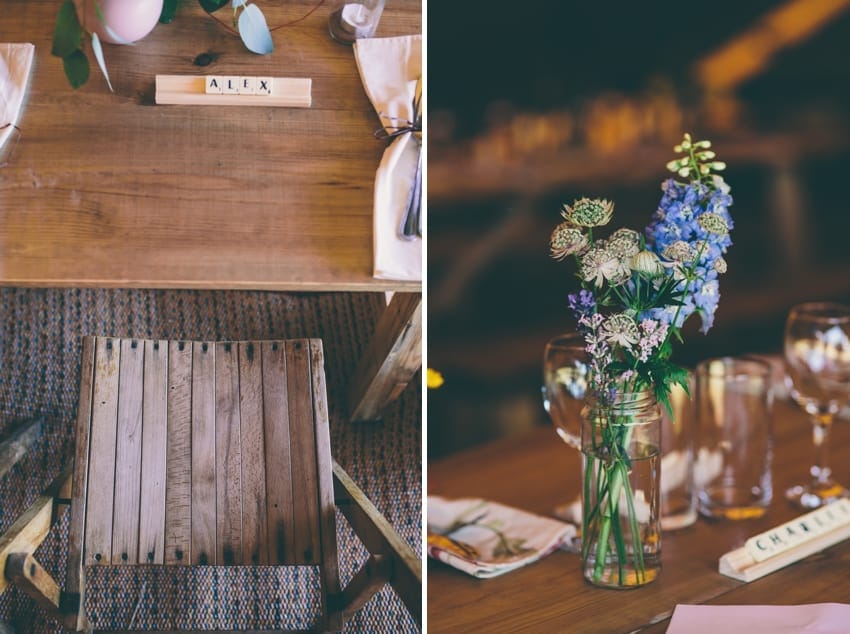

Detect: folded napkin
[0, 43, 35, 157]
[354, 34, 422, 282]
[667, 603, 850, 634]
[428, 496, 576, 579]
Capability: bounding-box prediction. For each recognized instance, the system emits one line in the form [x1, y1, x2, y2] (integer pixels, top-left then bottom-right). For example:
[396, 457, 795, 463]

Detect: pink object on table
[75, 0, 163, 44]
[667, 603, 850, 633]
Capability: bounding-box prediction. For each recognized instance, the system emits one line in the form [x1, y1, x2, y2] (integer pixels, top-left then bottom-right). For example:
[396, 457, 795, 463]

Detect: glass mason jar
[581, 389, 662, 588]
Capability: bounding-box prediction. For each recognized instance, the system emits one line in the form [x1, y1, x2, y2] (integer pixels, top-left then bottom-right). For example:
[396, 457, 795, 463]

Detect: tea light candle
[328, 0, 385, 44]
[340, 3, 372, 33]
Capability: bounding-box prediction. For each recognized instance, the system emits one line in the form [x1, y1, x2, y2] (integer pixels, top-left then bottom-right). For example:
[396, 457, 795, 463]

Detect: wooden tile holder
[155, 75, 312, 107]
[719, 498, 850, 582]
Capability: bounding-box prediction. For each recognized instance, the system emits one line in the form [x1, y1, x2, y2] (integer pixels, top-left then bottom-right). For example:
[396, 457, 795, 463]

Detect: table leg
[347, 292, 422, 422]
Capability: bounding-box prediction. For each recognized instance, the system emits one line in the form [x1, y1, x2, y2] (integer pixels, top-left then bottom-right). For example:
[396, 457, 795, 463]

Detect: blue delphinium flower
[644, 176, 733, 333]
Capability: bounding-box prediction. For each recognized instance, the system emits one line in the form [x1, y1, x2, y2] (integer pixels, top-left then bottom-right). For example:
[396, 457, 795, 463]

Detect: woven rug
[0, 289, 421, 632]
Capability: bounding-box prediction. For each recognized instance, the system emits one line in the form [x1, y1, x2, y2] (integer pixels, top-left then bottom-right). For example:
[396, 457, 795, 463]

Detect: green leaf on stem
[52, 0, 83, 58]
[198, 0, 229, 13]
[62, 49, 90, 89]
[160, 0, 180, 23]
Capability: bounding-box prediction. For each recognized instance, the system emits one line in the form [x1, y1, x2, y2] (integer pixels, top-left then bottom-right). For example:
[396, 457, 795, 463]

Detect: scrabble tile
[256, 77, 273, 96]
[238, 76, 256, 95]
[222, 76, 240, 95]
[205, 76, 223, 94]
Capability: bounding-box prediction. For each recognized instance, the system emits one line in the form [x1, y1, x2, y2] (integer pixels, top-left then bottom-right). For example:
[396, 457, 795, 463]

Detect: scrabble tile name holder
[719, 497, 850, 582]
[155, 75, 311, 107]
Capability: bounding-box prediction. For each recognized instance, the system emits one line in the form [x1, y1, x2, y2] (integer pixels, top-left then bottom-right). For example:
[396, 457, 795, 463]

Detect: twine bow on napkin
[376, 76, 422, 240]
[354, 34, 422, 282]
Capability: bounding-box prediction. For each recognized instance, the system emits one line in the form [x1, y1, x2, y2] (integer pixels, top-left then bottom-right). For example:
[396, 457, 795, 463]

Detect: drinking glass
[541, 333, 588, 451]
[695, 356, 774, 519]
[784, 302, 850, 509]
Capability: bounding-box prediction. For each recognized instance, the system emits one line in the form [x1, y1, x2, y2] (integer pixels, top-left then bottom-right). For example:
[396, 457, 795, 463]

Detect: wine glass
[542, 332, 588, 540]
[542, 332, 588, 451]
[784, 302, 850, 508]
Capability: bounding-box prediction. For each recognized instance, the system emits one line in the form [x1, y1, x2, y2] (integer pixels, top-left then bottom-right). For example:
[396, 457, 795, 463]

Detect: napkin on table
[428, 496, 576, 579]
[353, 34, 422, 282]
[0, 43, 34, 156]
[667, 603, 850, 634]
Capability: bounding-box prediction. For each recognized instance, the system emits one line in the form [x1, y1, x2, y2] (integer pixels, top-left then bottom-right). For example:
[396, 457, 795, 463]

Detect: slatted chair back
[65, 336, 342, 631]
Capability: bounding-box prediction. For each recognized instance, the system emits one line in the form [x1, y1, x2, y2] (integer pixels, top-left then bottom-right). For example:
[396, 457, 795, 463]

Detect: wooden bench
[1, 337, 421, 632]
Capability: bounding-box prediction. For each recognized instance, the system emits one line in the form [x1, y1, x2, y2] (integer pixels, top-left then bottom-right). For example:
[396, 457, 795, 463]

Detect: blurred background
[427, 0, 850, 458]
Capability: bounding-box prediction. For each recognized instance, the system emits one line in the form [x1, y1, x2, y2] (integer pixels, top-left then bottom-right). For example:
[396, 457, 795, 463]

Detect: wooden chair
[1, 337, 421, 632]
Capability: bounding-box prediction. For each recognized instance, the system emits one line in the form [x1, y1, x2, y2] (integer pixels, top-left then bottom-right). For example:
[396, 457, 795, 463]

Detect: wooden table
[428, 397, 850, 632]
[0, 0, 421, 419]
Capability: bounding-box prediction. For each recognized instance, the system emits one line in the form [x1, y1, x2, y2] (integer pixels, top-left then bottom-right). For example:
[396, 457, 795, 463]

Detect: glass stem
[811, 414, 833, 487]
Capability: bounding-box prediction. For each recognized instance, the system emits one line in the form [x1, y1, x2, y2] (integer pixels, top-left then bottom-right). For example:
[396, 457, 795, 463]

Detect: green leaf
[238, 3, 274, 54]
[52, 0, 83, 58]
[62, 49, 90, 89]
[198, 0, 229, 13]
[160, 0, 180, 23]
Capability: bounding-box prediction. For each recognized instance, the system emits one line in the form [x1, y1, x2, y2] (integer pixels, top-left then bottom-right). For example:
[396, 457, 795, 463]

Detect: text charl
[745, 498, 850, 562]
[205, 76, 273, 96]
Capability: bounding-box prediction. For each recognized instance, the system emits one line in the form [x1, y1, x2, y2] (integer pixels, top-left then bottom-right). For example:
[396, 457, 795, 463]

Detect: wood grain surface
[83, 338, 120, 567]
[215, 342, 243, 565]
[0, 0, 421, 292]
[111, 339, 144, 565]
[428, 397, 850, 633]
[164, 341, 193, 565]
[190, 342, 217, 565]
[138, 340, 168, 565]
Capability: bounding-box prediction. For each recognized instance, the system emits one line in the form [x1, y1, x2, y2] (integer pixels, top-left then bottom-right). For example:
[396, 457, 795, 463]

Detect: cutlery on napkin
[353, 34, 422, 282]
[0, 43, 35, 161]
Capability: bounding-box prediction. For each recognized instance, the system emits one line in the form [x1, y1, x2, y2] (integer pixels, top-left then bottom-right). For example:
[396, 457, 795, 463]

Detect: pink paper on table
[667, 603, 850, 634]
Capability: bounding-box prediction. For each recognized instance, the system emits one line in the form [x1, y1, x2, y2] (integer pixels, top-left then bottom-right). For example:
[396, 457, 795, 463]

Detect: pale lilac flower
[636, 319, 668, 362]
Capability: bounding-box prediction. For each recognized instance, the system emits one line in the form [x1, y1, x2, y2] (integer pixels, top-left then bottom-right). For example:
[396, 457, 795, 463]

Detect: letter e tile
[239, 77, 256, 95]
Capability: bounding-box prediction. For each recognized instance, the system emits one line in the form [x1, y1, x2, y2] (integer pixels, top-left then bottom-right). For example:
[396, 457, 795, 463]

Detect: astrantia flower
[562, 198, 615, 228]
[662, 240, 697, 263]
[608, 234, 640, 259]
[697, 212, 729, 236]
[580, 247, 628, 287]
[630, 250, 663, 277]
[713, 257, 727, 274]
[549, 223, 588, 260]
[600, 313, 640, 348]
[610, 227, 640, 246]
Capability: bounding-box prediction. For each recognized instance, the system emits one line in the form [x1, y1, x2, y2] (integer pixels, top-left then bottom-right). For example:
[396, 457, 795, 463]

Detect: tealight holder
[328, 0, 386, 44]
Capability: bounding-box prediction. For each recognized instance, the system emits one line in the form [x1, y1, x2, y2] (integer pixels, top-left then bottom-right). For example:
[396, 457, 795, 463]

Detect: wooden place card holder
[719, 498, 850, 582]
[155, 75, 311, 107]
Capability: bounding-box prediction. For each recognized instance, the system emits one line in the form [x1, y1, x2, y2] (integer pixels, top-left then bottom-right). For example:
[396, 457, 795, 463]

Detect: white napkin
[353, 34, 422, 282]
[667, 603, 850, 634]
[0, 43, 35, 155]
[428, 496, 576, 578]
